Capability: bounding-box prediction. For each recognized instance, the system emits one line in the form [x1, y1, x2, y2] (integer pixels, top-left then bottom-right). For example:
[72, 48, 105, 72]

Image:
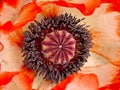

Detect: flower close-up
[0, 0, 120, 90]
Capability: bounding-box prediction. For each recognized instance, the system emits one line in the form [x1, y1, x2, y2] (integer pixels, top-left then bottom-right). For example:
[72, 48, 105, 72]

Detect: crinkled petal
[1, 80, 22, 90]
[0, 0, 101, 33]
[0, 33, 24, 71]
[84, 3, 120, 66]
[99, 81, 120, 90]
[83, 51, 120, 88]
[0, 0, 120, 89]
[0, 0, 32, 26]
[12, 72, 33, 90]
[0, 5, 16, 26]
[99, 69, 120, 89]
[0, 21, 14, 34]
[0, 70, 34, 90]
[0, 72, 18, 86]
[52, 73, 99, 90]
[0, 0, 19, 9]
[101, 0, 120, 12]
[36, 0, 101, 15]
[0, 0, 19, 26]
[14, 2, 42, 28]
[0, 0, 35, 34]
[82, 63, 119, 87]
[8, 29, 24, 47]
[40, 3, 60, 17]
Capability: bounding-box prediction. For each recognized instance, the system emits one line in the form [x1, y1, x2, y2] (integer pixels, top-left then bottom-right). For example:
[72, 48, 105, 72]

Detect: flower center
[41, 30, 76, 64]
[22, 13, 92, 83]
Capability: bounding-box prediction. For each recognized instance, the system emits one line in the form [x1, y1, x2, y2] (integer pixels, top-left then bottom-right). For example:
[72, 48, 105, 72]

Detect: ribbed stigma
[41, 30, 76, 64]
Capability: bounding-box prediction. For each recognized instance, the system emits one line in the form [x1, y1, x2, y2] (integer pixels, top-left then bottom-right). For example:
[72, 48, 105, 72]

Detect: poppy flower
[0, 0, 120, 90]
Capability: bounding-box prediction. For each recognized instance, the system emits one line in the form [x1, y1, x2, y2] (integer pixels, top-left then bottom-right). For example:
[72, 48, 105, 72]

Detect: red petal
[0, 72, 18, 85]
[40, 0, 101, 15]
[99, 82, 120, 90]
[0, 2, 42, 34]
[82, 0, 101, 15]
[52, 74, 75, 90]
[0, 0, 18, 10]
[51, 1, 85, 14]
[50, 0, 120, 15]
[99, 69, 120, 90]
[52, 73, 99, 90]
[101, 0, 120, 12]
[82, 63, 119, 87]
[0, 21, 13, 34]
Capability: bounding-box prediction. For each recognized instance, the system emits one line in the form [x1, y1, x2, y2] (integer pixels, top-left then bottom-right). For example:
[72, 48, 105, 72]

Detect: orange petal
[14, 2, 42, 29]
[52, 73, 99, 90]
[0, 72, 18, 85]
[8, 28, 24, 47]
[12, 72, 33, 90]
[20, 66, 35, 79]
[41, 3, 59, 17]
